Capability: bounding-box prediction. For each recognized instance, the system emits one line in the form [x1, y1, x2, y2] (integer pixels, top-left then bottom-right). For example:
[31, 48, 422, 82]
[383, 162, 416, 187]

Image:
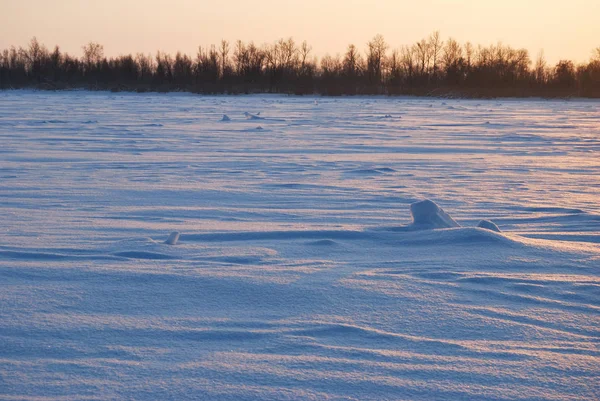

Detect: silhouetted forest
[1, 34, 599, 98]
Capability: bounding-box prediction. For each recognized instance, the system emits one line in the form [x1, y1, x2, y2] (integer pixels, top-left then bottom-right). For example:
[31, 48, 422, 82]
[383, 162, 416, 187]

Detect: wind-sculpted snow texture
[1, 91, 599, 400]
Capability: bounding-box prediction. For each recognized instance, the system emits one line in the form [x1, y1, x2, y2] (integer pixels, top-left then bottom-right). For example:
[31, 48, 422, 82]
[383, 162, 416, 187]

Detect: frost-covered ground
[1, 91, 599, 400]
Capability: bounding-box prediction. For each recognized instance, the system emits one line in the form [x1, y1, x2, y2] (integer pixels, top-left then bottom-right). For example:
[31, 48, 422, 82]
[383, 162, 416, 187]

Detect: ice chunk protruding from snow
[244, 112, 263, 120]
[477, 220, 501, 232]
[221, 114, 231, 122]
[165, 232, 180, 245]
[410, 200, 460, 229]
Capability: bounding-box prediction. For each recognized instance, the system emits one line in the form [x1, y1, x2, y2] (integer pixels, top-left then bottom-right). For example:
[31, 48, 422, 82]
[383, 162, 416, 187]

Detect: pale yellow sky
[1, 0, 598, 65]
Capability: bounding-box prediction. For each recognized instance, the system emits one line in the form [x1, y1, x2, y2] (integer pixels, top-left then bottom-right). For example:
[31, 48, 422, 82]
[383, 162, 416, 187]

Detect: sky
[1, 0, 599, 65]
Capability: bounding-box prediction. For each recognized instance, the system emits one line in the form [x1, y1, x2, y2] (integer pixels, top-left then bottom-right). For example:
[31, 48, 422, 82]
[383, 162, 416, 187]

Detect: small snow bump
[477, 220, 501, 233]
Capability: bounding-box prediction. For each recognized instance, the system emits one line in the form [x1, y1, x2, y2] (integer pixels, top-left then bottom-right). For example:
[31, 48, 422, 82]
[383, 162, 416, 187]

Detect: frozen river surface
[1, 91, 599, 400]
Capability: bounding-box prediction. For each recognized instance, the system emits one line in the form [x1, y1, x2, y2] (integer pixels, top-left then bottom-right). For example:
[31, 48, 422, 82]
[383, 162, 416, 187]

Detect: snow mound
[398, 226, 513, 246]
[220, 114, 231, 122]
[165, 231, 180, 245]
[244, 112, 263, 120]
[410, 200, 461, 229]
[477, 220, 501, 232]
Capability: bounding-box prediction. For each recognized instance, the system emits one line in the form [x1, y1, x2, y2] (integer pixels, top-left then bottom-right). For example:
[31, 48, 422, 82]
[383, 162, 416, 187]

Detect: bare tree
[233, 41, 264, 82]
[343, 44, 361, 77]
[220, 40, 229, 78]
[440, 38, 463, 84]
[279, 37, 298, 72]
[233, 40, 246, 75]
[82, 42, 104, 72]
[386, 49, 402, 85]
[299, 41, 311, 70]
[399, 45, 415, 80]
[510, 47, 530, 80]
[414, 38, 431, 75]
[154, 51, 174, 83]
[321, 54, 342, 76]
[50, 46, 61, 73]
[196, 46, 219, 83]
[534, 50, 547, 84]
[136, 53, 154, 82]
[429, 31, 442, 77]
[264, 41, 280, 71]
[27, 37, 43, 73]
[246, 42, 264, 79]
[367, 34, 387, 84]
[464, 42, 474, 70]
[441, 38, 462, 70]
[173, 52, 192, 84]
[298, 40, 315, 79]
[554, 60, 576, 87]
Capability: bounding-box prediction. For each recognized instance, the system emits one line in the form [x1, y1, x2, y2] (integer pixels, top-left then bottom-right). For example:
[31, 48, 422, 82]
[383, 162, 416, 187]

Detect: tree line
[1, 34, 599, 98]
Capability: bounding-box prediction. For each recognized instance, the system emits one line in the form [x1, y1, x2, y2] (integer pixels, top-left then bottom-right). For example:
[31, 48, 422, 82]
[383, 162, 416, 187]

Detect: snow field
[0, 91, 599, 400]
